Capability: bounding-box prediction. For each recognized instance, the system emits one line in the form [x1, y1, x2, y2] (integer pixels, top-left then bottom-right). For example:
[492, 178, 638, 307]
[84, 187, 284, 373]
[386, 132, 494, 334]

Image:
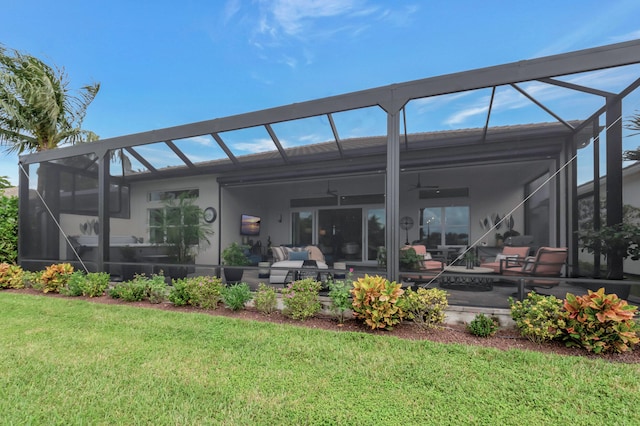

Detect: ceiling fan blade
[326, 181, 338, 196]
[408, 174, 439, 191]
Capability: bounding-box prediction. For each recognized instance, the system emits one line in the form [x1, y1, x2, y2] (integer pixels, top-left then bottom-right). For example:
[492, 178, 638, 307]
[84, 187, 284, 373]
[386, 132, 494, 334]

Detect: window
[148, 206, 200, 244]
[419, 206, 469, 246]
[148, 189, 199, 202]
[58, 170, 130, 219]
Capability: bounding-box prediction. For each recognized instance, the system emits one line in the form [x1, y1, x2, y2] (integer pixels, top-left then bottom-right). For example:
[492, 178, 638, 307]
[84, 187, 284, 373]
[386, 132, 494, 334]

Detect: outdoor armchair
[501, 247, 568, 299]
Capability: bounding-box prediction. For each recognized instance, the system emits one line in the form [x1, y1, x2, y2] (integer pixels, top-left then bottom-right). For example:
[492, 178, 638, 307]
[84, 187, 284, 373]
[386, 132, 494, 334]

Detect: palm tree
[0, 44, 100, 154]
[624, 113, 640, 161]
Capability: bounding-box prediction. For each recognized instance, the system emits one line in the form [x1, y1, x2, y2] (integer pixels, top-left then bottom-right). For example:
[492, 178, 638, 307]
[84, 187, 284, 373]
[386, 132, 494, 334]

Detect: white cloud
[181, 136, 214, 147]
[233, 137, 280, 152]
[444, 105, 489, 126]
[267, 0, 364, 36]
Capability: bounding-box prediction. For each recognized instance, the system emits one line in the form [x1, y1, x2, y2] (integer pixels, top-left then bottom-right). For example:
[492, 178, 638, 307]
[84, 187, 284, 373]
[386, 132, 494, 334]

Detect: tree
[0, 175, 11, 189]
[0, 44, 100, 154]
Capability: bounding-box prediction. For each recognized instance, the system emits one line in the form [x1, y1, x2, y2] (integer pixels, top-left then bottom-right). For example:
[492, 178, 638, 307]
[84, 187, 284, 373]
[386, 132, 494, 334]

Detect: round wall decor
[203, 207, 217, 223]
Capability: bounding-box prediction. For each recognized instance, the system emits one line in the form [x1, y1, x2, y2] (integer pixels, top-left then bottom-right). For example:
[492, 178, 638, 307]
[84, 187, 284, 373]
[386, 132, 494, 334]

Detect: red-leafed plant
[40, 263, 74, 293]
[0, 262, 24, 289]
[351, 274, 404, 330]
[561, 288, 639, 354]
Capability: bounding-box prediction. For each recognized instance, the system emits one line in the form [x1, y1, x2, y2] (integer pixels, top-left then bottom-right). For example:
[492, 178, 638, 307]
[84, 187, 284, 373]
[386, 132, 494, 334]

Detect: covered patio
[17, 40, 640, 308]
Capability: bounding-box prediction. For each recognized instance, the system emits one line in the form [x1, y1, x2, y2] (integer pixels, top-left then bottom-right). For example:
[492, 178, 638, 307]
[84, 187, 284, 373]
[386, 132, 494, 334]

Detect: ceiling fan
[324, 180, 338, 196]
[408, 174, 438, 191]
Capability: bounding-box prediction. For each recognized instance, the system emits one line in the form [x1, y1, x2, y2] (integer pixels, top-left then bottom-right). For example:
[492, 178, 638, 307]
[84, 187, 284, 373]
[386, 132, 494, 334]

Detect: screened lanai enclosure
[18, 40, 640, 308]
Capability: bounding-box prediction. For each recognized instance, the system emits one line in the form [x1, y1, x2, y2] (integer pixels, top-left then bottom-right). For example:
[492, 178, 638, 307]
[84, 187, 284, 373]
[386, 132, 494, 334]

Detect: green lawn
[1, 292, 639, 425]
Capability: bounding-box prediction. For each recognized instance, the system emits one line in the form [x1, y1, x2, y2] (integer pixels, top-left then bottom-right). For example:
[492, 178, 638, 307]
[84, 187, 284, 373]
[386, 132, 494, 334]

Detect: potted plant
[463, 251, 477, 269]
[399, 247, 423, 271]
[222, 242, 250, 283]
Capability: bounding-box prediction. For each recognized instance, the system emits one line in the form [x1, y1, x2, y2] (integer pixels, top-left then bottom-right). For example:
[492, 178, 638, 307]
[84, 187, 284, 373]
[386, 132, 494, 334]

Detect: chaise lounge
[479, 246, 530, 273]
[269, 245, 329, 285]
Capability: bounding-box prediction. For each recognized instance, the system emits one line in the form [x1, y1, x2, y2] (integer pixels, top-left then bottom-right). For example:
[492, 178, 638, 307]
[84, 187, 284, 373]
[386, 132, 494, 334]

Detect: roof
[17, 39, 640, 186]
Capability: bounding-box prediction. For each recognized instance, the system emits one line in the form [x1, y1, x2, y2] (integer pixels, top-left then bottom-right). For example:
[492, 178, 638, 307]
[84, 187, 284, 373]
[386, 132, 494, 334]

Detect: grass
[1, 292, 640, 425]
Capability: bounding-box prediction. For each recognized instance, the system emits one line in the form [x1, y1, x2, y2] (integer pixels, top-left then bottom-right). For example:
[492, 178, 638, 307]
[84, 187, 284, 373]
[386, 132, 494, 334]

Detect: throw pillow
[288, 250, 309, 261]
[271, 246, 287, 262]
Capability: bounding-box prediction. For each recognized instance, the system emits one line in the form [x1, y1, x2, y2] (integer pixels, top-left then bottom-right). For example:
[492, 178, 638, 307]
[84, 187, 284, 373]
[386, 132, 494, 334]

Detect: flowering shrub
[0, 262, 24, 289]
[399, 287, 448, 330]
[282, 278, 322, 320]
[254, 283, 278, 315]
[40, 263, 74, 293]
[170, 276, 223, 309]
[561, 288, 639, 354]
[351, 274, 404, 330]
[509, 292, 564, 344]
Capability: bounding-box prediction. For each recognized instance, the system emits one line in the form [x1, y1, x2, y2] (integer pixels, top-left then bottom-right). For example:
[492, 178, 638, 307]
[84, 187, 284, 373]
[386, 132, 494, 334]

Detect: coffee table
[439, 266, 494, 291]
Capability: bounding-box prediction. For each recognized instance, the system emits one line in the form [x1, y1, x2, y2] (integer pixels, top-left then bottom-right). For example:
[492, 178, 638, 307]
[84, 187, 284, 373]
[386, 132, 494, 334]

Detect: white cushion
[495, 253, 518, 262]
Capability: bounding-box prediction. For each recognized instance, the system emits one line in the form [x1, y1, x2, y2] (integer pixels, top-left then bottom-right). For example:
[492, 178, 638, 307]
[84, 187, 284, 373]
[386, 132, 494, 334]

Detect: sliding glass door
[367, 208, 385, 262]
[291, 211, 313, 246]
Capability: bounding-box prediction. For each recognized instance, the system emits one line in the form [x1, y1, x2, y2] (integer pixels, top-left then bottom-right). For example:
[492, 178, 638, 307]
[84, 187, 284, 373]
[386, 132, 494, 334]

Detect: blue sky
[2, 0, 640, 185]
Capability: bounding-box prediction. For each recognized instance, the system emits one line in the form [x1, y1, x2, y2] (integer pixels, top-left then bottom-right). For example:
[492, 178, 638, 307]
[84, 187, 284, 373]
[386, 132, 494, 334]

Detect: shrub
[82, 272, 110, 297]
[222, 282, 253, 311]
[145, 274, 168, 304]
[22, 270, 42, 290]
[509, 292, 564, 344]
[168, 279, 191, 306]
[109, 274, 154, 302]
[351, 274, 404, 330]
[328, 277, 352, 324]
[467, 313, 499, 337]
[40, 263, 74, 293]
[282, 278, 322, 320]
[0, 262, 24, 289]
[0, 193, 18, 264]
[561, 288, 639, 354]
[254, 283, 278, 315]
[398, 287, 448, 330]
[61, 271, 86, 296]
[170, 275, 223, 309]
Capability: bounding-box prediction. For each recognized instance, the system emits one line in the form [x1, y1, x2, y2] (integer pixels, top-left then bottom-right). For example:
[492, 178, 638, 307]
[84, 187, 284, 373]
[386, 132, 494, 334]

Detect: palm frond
[0, 44, 100, 153]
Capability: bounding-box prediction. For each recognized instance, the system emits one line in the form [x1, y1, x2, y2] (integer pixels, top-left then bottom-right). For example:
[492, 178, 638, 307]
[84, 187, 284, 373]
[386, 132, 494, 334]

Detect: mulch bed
[6, 288, 640, 364]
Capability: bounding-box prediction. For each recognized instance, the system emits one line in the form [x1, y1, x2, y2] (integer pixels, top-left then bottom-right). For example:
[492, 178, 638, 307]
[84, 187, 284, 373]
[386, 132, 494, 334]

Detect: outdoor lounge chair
[501, 247, 568, 299]
[479, 246, 530, 273]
